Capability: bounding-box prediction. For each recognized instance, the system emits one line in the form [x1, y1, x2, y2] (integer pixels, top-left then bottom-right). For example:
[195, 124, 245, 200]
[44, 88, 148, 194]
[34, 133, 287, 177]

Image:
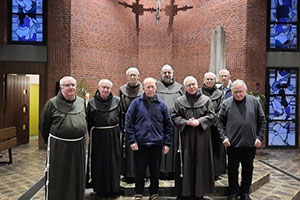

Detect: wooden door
[4, 74, 30, 144]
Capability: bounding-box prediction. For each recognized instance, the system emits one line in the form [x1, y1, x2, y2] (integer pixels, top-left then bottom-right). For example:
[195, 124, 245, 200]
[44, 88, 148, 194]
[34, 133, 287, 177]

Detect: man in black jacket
[217, 79, 266, 200]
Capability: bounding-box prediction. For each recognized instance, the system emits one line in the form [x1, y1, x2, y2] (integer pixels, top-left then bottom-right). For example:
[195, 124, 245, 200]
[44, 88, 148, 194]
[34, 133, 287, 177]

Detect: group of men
[39, 65, 266, 200]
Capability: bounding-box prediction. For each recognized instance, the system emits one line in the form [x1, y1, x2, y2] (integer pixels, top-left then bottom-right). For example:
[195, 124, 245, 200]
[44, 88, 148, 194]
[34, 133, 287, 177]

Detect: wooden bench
[0, 127, 17, 165]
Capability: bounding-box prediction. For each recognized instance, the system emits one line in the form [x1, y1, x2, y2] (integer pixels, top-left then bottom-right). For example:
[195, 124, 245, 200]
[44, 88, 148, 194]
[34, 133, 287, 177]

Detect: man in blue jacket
[126, 77, 173, 200]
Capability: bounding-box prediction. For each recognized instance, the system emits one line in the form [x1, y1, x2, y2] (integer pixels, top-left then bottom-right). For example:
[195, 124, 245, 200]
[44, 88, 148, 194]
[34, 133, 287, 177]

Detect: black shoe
[195, 197, 206, 200]
[122, 177, 135, 183]
[241, 193, 251, 200]
[214, 175, 221, 181]
[227, 194, 238, 200]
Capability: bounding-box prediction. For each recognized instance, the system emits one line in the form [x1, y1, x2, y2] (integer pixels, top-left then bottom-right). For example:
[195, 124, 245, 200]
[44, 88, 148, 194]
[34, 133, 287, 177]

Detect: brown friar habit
[172, 89, 215, 198]
[119, 82, 143, 179]
[39, 92, 87, 200]
[201, 85, 226, 177]
[86, 91, 121, 197]
[156, 80, 184, 174]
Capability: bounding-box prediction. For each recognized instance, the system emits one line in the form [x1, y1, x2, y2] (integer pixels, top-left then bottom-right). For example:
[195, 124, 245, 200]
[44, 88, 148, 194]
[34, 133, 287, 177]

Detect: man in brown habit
[172, 76, 215, 200]
[39, 76, 87, 200]
[156, 64, 184, 180]
[119, 67, 143, 183]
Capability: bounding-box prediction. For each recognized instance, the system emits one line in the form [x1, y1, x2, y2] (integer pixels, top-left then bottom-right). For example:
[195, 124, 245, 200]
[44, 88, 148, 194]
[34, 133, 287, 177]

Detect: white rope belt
[45, 133, 84, 200]
[49, 133, 84, 142]
[88, 124, 119, 183]
[91, 124, 119, 130]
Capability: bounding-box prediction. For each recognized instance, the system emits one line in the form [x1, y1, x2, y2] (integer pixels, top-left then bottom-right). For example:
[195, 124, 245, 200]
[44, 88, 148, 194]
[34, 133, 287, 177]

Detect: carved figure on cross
[164, 0, 193, 31]
[118, 0, 155, 35]
[155, 0, 164, 24]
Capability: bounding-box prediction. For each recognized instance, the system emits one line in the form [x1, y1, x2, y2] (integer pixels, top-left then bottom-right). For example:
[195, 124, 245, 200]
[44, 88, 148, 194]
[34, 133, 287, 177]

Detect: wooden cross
[164, 0, 193, 31]
[118, 0, 155, 35]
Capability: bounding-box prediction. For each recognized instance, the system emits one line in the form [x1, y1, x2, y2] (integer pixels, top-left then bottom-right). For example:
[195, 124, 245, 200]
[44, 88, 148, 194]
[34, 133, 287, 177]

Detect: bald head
[98, 79, 113, 99]
[219, 69, 231, 87]
[126, 67, 140, 86]
[183, 76, 198, 95]
[204, 72, 216, 88]
[143, 77, 157, 97]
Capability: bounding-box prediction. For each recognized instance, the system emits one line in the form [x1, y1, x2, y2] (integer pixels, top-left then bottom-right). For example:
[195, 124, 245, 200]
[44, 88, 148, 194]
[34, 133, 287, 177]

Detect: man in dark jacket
[218, 69, 232, 99]
[217, 79, 266, 200]
[126, 77, 173, 200]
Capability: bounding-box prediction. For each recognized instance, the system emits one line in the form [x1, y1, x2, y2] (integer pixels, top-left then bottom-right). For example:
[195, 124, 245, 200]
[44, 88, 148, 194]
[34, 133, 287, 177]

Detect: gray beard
[163, 78, 173, 84]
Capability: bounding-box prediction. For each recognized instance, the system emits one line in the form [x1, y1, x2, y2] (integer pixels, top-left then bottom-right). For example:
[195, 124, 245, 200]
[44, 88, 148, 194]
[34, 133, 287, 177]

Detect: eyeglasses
[186, 83, 197, 88]
[220, 75, 229, 78]
[62, 84, 76, 88]
[232, 90, 245, 94]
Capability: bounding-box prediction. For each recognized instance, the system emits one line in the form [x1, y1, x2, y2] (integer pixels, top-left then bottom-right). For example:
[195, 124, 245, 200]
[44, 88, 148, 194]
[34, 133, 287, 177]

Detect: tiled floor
[0, 137, 300, 200]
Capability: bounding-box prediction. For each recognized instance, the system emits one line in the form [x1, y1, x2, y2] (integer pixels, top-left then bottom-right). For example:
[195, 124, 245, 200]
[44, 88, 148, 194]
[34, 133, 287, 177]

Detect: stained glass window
[267, 68, 298, 147]
[270, 24, 297, 49]
[10, 0, 45, 44]
[268, 121, 296, 146]
[270, 0, 298, 22]
[268, 0, 298, 50]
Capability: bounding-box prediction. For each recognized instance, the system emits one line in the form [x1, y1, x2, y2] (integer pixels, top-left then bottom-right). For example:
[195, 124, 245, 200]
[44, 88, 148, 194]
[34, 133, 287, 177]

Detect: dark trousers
[227, 147, 256, 195]
[134, 145, 162, 195]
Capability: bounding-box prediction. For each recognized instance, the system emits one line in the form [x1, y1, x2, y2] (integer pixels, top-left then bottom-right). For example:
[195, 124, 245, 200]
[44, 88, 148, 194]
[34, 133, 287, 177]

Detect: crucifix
[164, 0, 193, 31]
[155, 0, 163, 24]
[118, 0, 155, 35]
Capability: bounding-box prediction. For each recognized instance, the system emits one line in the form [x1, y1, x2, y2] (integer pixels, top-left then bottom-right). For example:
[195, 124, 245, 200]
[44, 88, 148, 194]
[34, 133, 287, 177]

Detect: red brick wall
[245, 0, 267, 94]
[46, 0, 267, 95]
[70, 0, 138, 95]
[137, 1, 172, 81]
[47, 0, 72, 98]
[171, 0, 263, 87]
[119, 0, 265, 91]
[0, 0, 266, 99]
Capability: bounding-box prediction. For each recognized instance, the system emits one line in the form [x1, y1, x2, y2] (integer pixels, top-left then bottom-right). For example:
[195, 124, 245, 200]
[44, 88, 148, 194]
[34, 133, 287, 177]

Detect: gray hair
[183, 76, 197, 86]
[98, 79, 113, 87]
[161, 64, 174, 73]
[204, 72, 216, 80]
[231, 79, 247, 90]
[126, 67, 140, 76]
[60, 76, 77, 86]
[218, 69, 230, 77]
[142, 77, 157, 86]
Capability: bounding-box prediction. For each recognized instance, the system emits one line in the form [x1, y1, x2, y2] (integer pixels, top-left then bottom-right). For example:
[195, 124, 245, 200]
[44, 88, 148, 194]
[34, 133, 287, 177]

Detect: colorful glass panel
[269, 96, 296, 120]
[270, 24, 297, 49]
[270, 0, 298, 22]
[269, 69, 297, 94]
[267, 68, 298, 147]
[10, 0, 44, 43]
[268, 121, 296, 146]
[12, 0, 43, 14]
